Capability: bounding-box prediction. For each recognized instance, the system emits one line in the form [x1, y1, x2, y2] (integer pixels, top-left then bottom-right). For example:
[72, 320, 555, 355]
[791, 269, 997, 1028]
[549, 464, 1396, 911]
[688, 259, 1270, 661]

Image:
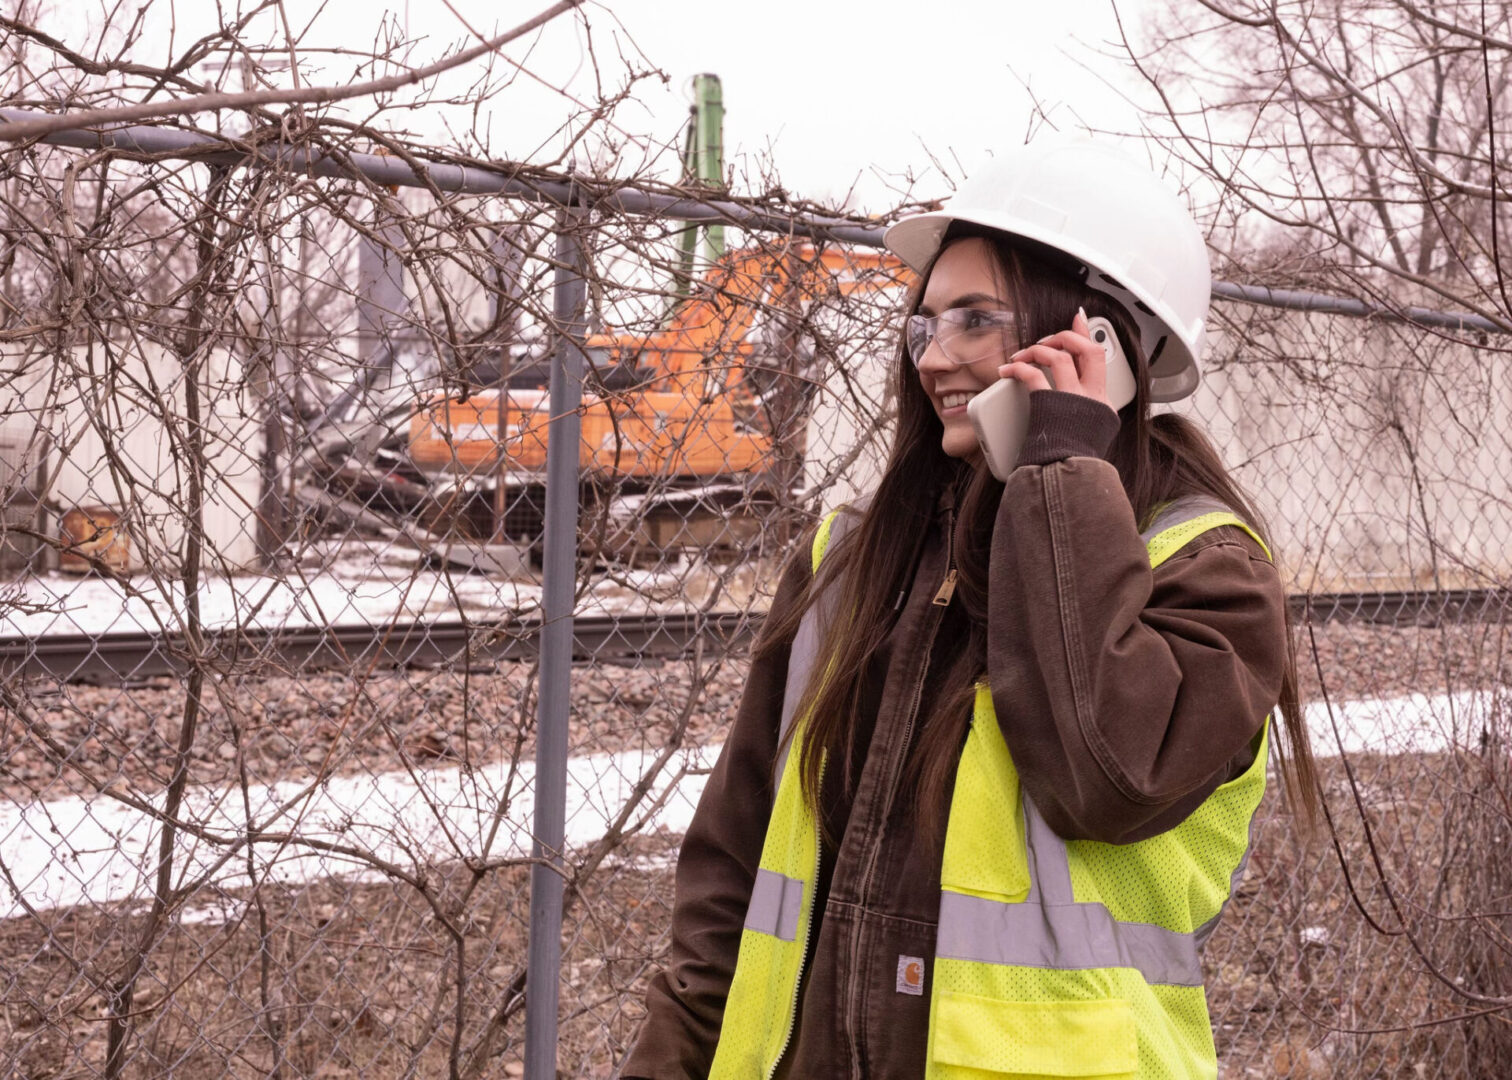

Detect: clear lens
[907, 308, 1017, 368]
[906, 315, 933, 366]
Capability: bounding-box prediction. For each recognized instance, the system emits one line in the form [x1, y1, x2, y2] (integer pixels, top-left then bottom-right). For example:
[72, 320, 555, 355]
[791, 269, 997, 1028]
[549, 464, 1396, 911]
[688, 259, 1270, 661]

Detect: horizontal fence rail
[5, 108, 1510, 337]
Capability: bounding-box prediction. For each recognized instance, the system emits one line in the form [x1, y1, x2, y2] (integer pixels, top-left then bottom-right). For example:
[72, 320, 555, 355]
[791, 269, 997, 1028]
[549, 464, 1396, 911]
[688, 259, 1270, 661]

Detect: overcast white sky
[62, 0, 1163, 213]
[536, 0, 1163, 208]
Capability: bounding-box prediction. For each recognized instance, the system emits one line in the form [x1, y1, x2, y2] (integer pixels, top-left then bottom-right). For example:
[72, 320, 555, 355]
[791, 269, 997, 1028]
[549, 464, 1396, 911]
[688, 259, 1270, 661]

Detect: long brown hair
[760, 225, 1320, 836]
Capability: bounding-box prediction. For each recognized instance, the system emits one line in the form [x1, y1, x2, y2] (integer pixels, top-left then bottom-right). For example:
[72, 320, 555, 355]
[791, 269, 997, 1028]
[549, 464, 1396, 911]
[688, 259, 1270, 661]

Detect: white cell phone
[966, 316, 1136, 481]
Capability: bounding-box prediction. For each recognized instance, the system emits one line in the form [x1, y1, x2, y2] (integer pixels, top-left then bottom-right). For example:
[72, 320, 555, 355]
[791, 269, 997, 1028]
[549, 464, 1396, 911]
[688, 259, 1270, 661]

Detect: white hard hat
[884, 141, 1211, 402]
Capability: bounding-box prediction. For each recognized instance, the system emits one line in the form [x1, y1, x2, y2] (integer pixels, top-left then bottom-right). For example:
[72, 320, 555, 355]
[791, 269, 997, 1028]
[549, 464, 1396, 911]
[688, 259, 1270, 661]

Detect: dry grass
[1, 832, 682, 1078]
[1, 658, 746, 803]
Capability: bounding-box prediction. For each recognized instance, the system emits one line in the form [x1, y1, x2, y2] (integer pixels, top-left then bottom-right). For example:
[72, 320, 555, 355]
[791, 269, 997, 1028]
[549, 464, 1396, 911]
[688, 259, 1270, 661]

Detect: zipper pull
[933, 568, 958, 606]
[934, 502, 958, 606]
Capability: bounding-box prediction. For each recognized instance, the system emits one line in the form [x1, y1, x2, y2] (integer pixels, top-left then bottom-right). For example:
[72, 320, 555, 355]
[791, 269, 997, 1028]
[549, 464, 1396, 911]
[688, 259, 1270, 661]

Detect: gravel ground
[4, 620, 1511, 805]
[1295, 619, 1512, 702]
[1, 657, 747, 804]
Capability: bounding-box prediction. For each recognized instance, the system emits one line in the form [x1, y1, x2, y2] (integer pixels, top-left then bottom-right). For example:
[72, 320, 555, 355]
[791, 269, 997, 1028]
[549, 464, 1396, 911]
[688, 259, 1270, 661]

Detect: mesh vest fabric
[926, 685, 1268, 1079]
[708, 503, 1271, 1080]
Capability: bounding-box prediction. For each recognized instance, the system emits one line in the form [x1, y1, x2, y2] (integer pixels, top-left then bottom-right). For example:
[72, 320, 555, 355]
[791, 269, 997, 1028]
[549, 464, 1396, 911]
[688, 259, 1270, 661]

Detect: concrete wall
[802, 343, 894, 509]
[1191, 315, 1512, 592]
[1, 341, 265, 574]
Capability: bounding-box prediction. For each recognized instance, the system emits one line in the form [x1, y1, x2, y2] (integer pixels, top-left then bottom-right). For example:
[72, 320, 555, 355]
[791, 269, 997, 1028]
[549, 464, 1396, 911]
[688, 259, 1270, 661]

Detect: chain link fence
[0, 103, 906, 1078]
[4, 23, 1512, 1080]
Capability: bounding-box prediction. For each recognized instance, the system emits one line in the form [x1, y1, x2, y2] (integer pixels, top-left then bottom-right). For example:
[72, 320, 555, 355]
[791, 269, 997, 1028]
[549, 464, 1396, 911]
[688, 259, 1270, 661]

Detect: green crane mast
[670, 73, 725, 315]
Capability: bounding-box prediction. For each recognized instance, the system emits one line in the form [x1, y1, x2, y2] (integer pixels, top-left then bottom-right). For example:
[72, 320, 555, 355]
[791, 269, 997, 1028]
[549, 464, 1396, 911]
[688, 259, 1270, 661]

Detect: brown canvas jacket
[621, 398, 1288, 1080]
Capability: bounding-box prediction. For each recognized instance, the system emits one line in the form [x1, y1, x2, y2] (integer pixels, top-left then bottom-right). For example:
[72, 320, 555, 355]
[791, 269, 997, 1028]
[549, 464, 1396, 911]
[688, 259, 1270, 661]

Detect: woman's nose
[914, 336, 955, 375]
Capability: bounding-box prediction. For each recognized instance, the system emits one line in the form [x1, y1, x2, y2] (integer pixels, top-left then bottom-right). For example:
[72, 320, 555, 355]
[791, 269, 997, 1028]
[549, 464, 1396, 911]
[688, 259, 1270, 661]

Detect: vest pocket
[932, 990, 1137, 1077]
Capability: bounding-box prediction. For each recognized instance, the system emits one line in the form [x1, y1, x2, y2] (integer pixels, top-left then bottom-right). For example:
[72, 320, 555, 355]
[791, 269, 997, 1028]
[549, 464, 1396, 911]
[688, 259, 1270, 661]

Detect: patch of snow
[0, 567, 544, 638]
[0, 559, 716, 639]
[1303, 689, 1489, 758]
[0, 741, 717, 921]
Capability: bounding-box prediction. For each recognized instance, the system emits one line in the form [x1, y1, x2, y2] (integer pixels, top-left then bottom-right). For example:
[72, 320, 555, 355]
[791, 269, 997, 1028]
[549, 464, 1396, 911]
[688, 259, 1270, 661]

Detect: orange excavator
[398, 76, 911, 558]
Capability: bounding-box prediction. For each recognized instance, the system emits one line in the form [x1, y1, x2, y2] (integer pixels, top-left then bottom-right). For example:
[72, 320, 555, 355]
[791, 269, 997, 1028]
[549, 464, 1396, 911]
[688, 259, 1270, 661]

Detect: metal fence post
[524, 199, 587, 1080]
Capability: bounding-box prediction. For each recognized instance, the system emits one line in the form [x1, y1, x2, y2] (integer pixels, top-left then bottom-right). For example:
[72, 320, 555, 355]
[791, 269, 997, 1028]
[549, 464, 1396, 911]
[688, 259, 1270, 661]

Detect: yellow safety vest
[709, 496, 1271, 1080]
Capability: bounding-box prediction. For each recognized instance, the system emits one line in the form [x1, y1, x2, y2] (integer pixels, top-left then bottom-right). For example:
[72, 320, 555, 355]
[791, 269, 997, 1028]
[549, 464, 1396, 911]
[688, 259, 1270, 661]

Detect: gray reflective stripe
[775, 606, 821, 783]
[1022, 797, 1073, 905]
[1019, 795, 1202, 983]
[1139, 494, 1232, 545]
[745, 868, 806, 941]
[775, 504, 863, 783]
[936, 890, 1203, 988]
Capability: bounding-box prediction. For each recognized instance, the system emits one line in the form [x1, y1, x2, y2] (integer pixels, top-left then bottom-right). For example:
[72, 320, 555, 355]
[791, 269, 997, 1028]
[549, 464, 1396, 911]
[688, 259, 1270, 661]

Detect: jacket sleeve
[619, 552, 810, 1079]
[986, 455, 1288, 844]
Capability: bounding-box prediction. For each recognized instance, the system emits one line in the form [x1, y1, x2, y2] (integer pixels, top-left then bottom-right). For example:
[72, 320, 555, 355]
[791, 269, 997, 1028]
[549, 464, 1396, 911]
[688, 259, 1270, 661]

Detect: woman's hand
[996, 307, 1110, 409]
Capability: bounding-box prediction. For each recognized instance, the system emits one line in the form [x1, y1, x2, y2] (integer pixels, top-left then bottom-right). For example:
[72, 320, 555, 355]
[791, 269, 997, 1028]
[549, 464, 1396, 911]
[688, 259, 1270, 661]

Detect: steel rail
[1290, 588, 1512, 626]
[0, 610, 762, 685]
[2, 591, 1507, 685]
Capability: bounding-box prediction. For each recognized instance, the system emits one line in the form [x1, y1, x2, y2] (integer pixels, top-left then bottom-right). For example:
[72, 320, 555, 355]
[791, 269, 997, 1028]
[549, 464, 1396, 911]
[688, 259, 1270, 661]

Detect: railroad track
[0, 611, 762, 685]
[1289, 588, 1512, 626]
[1, 590, 1506, 685]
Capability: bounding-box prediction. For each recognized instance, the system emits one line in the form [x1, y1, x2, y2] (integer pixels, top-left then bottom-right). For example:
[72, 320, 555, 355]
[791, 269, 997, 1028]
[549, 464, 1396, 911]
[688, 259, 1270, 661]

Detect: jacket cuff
[1016, 390, 1121, 467]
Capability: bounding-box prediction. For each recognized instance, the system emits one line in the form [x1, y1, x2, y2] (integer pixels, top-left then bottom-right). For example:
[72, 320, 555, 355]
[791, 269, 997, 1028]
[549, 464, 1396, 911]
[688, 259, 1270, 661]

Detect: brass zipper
[932, 508, 957, 606]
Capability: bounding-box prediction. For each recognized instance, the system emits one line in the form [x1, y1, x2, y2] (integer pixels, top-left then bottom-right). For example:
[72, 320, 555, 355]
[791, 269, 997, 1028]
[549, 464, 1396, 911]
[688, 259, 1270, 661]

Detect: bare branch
[0, 0, 586, 143]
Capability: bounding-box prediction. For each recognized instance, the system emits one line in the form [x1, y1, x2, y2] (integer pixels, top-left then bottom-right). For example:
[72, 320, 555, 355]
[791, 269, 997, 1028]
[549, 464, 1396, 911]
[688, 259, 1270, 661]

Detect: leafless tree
[1126, 0, 1512, 321]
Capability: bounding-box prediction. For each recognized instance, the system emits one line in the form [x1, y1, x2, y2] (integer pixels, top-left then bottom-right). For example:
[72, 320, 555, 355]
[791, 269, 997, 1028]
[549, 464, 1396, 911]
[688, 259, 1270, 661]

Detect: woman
[622, 142, 1319, 1080]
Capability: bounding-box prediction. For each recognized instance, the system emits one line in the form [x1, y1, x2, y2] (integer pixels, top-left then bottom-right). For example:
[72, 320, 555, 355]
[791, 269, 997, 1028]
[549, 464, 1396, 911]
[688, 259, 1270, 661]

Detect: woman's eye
[961, 310, 995, 332]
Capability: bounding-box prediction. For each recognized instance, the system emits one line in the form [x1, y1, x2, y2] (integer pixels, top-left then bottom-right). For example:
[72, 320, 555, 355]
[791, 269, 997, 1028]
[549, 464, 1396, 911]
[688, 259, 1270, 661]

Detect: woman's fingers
[1019, 344, 1079, 390]
[1001, 344, 1078, 394]
[996, 359, 1054, 392]
[1068, 308, 1108, 401]
[1016, 309, 1111, 404]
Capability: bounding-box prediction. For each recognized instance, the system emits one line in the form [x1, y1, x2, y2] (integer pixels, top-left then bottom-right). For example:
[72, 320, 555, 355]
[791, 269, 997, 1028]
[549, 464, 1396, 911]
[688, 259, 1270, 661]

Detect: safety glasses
[905, 307, 1019, 368]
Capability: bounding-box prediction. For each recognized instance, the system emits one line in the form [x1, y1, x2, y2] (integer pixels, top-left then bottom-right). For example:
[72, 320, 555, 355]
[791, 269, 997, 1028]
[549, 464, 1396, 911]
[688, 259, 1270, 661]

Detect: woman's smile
[937, 391, 979, 413]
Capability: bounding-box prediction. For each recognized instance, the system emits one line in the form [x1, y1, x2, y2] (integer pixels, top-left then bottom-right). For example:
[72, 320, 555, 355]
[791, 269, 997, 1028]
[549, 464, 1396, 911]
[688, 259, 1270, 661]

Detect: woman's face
[915, 237, 1016, 460]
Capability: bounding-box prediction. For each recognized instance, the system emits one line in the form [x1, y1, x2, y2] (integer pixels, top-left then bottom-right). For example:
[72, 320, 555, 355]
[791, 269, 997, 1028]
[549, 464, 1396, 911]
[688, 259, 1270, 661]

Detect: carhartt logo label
[896, 955, 924, 996]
